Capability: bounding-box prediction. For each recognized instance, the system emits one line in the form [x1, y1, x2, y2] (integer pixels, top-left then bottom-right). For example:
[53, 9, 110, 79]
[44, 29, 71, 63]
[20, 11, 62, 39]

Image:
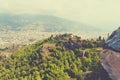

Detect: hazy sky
[0, 0, 120, 30]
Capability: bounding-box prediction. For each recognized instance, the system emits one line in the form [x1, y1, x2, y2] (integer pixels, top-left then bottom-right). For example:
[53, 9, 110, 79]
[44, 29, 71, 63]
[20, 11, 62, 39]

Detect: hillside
[0, 34, 104, 80]
[0, 14, 101, 32]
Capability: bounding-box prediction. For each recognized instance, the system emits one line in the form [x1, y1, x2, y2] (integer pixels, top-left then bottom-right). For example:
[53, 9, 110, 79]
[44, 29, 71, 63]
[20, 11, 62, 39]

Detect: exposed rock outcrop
[100, 27, 120, 80]
[104, 27, 120, 52]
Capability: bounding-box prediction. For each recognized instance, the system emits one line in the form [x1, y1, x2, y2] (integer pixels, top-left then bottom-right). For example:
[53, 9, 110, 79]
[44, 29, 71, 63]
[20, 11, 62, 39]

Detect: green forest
[0, 34, 105, 80]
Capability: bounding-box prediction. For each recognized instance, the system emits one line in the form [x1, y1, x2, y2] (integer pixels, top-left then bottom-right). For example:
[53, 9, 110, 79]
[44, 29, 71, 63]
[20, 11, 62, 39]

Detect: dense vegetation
[0, 34, 105, 80]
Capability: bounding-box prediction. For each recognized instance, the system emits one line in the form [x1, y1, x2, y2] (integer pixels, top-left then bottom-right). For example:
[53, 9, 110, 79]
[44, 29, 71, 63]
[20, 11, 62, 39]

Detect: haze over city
[0, 0, 120, 31]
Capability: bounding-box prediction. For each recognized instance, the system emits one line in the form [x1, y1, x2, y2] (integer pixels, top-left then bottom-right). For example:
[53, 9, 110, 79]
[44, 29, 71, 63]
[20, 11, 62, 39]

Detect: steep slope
[0, 34, 103, 80]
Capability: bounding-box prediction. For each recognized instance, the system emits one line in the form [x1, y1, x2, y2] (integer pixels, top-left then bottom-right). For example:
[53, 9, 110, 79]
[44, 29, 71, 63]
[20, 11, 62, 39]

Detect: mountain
[0, 34, 103, 80]
[0, 14, 101, 32]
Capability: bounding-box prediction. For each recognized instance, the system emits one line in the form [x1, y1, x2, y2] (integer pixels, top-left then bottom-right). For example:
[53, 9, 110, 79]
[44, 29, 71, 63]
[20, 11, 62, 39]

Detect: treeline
[0, 34, 104, 80]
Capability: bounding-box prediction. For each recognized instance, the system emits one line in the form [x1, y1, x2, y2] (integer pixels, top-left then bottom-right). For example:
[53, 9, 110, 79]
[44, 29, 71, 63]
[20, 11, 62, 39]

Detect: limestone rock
[104, 27, 120, 52]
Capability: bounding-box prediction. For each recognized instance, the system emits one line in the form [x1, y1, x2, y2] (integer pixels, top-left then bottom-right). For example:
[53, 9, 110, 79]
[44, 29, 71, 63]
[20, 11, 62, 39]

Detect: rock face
[100, 27, 120, 80]
[104, 27, 120, 52]
[100, 49, 120, 80]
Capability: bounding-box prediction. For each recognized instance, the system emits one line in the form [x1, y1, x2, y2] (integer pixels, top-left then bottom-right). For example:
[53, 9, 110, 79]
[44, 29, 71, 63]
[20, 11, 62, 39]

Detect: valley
[0, 14, 109, 51]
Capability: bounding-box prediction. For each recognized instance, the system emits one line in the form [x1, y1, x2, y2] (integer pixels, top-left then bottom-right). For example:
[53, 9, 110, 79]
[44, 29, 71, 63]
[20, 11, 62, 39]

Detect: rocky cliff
[100, 27, 120, 80]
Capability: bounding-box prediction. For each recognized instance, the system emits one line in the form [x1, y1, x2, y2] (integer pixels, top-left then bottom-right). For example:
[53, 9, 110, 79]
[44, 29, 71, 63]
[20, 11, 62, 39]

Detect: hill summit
[0, 33, 104, 80]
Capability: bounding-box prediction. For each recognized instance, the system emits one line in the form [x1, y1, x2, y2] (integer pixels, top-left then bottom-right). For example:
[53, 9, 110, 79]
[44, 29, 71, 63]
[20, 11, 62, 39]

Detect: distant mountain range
[0, 14, 103, 33]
